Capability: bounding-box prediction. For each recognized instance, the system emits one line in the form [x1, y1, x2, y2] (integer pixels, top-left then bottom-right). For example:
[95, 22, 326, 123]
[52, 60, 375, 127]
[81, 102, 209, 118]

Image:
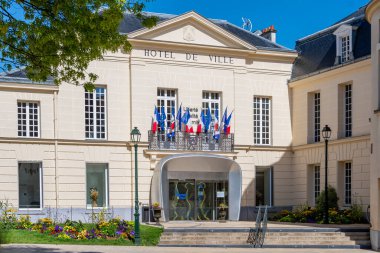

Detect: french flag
[224, 110, 233, 135]
[151, 106, 159, 134]
[213, 107, 220, 140]
[170, 106, 176, 130]
[182, 108, 191, 133]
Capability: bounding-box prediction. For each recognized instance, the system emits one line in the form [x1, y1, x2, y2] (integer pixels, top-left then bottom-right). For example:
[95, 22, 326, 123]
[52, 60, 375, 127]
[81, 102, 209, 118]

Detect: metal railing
[247, 205, 268, 248]
[147, 131, 234, 152]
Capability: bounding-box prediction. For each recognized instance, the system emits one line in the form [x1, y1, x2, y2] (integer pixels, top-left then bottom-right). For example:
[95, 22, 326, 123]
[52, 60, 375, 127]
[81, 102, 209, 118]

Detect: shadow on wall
[240, 154, 293, 221]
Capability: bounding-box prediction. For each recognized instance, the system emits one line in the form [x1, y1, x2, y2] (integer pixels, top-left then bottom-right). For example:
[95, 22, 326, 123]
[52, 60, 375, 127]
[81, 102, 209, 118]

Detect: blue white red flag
[152, 106, 159, 134]
[176, 104, 182, 131]
[160, 105, 166, 131]
[224, 111, 233, 135]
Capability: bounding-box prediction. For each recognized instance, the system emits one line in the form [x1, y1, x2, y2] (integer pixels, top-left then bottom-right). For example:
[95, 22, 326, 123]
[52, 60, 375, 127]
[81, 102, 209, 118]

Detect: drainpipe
[129, 52, 134, 220]
[53, 90, 59, 210]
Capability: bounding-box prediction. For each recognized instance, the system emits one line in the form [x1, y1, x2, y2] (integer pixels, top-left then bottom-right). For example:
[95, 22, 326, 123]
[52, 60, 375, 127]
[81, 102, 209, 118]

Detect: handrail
[247, 205, 268, 248]
[148, 130, 234, 152]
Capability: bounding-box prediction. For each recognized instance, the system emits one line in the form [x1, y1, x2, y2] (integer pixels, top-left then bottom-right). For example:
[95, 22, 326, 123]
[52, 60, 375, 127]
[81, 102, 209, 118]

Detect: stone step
[159, 229, 370, 248]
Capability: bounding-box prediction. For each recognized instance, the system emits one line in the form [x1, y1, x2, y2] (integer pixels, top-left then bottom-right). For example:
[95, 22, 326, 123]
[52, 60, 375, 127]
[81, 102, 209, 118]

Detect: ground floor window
[344, 162, 352, 205]
[256, 167, 273, 206]
[86, 164, 108, 208]
[314, 165, 321, 201]
[18, 162, 42, 209]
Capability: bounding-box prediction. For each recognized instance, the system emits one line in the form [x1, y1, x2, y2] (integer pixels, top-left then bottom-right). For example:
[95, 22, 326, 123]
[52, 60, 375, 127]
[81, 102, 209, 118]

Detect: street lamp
[322, 124, 331, 224]
[130, 127, 141, 245]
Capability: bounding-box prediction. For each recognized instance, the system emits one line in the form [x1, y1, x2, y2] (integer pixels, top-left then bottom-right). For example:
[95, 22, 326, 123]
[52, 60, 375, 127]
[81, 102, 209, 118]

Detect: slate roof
[0, 68, 54, 84]
[119, 11, 293, 52]
[291, 5, 371, 81]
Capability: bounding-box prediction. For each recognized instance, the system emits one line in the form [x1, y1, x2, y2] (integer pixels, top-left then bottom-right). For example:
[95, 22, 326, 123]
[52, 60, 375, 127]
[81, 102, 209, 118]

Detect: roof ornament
[242, 17, 252, 32]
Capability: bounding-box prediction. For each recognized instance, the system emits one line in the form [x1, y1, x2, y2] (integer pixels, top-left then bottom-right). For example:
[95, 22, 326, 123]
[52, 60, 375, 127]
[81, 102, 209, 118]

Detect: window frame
[157, 88, 177, 130]
[17, 101, 40, 138]
[344, 162, 352, 206]
[85, 163, 109, 209]
[344, 84, 352, 138]
[313, 92, 321, 143]
[314, 165, 321, 203]
[18, 162, 43, 210]
[202, 91, 221, 123]
[253, 96, 272, 146]
[333, 24, 353, 64]
[85, 87, 107, 140]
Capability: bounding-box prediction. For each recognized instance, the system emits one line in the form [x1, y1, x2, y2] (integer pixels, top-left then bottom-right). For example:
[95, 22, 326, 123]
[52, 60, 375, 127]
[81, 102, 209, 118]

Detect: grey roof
[119, 11, 293, 52]
[291, 5, 370, 80]
[0, 68, 54, 85]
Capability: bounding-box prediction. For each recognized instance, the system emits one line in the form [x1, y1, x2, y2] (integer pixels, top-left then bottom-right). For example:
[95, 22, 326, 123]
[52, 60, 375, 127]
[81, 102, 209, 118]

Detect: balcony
[148, 131, 234, 152]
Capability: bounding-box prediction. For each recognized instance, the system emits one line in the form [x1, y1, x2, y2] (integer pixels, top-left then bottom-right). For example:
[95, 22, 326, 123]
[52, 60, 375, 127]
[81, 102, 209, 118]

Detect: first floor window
[344, 162, 352, 205]
[344, 84, 352, 137]
[313, 92, 321, 142]
[19, 163, 42, 209]
[202, 91, 221, 122]
[17, 102, 39, 138]
[254, 97, 271, 145]
[85, 87, 107, 139]
[86, 164, 108, 208]
[314, 165, 321, 201]
[157, 88, 176, 130]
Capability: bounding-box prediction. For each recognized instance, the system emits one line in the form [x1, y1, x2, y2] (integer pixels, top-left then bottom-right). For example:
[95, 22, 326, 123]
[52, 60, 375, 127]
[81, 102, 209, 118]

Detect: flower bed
[15, 216, 136, 241]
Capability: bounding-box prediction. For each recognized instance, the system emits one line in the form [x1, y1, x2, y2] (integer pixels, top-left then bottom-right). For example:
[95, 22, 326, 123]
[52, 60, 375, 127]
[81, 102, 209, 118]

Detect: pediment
[333, 24, 353, 36]
[128, 11, 256, 50]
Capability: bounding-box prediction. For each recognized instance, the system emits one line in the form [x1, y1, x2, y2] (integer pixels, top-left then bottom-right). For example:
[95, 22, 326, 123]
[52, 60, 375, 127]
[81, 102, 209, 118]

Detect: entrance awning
[150, 153, 242, 221]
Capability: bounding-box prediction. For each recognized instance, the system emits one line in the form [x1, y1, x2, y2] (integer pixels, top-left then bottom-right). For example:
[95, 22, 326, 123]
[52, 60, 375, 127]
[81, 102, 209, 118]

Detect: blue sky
[145, 0, 369, 49]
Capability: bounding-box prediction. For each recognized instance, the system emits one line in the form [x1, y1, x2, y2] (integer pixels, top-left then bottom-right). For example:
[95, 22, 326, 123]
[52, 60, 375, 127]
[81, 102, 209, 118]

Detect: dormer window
[333, 24, 354, 64]
[341, 35, 350, 63]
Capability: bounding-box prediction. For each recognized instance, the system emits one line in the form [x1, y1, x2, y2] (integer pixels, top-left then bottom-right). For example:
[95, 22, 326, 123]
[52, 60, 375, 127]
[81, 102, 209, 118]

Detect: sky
[144, 0, 369, 49]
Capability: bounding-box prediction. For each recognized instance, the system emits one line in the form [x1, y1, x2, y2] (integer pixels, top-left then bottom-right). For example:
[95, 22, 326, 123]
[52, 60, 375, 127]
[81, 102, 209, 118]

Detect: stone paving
[0, 244, 375, 253]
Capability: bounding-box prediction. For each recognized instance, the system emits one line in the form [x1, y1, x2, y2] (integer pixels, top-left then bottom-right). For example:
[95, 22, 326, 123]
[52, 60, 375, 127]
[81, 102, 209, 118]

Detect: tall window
[19, 163, 42, 209]
[17, 102, 39, 138]
[86, 164, 108, 208]
[313, 93, 321, 142]
[344, 162, 352, 205]
[344, 84, 352, 137]
[85, 87, 107, 139]
[253, 97, 271, 145]
[341, 36, 350, 63]
[157, 88, 176, 129]
[202, 92, 221, 122]
[314, 165, 321, 201]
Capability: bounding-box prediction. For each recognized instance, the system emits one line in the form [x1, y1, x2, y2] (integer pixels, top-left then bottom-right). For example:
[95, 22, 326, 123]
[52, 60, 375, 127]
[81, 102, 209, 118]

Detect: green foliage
[0, 0, 157, 91]
[272, 196, 367, 224]
[316, 186, 339, 212]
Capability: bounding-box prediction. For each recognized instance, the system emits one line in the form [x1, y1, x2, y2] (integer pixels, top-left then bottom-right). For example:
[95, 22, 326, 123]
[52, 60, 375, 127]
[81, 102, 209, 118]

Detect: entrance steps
[158, 227, 371, 248]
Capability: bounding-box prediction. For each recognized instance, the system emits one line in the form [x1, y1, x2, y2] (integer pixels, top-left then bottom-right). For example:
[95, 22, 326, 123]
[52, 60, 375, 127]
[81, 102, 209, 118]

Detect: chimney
[260, 25, 277, 43]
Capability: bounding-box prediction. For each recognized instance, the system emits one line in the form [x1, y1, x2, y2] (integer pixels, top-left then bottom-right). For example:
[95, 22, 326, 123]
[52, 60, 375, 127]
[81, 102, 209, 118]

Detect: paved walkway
[0, 244, 374, 253]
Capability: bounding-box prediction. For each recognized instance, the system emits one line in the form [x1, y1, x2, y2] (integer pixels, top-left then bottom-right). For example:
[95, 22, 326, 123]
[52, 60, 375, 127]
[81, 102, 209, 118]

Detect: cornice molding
[0, 82, 59, 93]
[292, 135, 370, 151]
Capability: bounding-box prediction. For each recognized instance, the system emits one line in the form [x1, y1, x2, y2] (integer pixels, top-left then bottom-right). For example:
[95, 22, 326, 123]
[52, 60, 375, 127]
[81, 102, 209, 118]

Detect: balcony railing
[148, 131, 234, 152]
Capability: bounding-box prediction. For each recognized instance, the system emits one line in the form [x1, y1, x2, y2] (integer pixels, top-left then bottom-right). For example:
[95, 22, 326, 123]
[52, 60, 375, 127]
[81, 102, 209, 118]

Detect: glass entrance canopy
[150, 154, 242, 221]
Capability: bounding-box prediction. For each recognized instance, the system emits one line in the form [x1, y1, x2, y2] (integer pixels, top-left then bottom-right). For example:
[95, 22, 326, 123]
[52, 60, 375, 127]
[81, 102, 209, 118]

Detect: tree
[0, 0, 157, 91]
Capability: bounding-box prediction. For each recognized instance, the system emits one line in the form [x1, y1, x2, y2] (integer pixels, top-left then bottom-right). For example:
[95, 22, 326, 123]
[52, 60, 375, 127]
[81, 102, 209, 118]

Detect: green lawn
[0, 225, 163, 246]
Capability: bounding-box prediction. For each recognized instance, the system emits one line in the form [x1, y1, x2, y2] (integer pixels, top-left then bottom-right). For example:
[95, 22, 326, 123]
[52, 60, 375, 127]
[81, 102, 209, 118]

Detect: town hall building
[1, 1, 380, 250]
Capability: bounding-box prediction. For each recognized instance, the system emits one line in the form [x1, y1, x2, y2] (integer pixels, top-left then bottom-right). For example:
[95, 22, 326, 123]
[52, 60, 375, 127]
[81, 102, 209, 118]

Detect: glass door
[196, 181, 215, 220]
[169, 180, 195, 220]
[215, 181, 228, 220]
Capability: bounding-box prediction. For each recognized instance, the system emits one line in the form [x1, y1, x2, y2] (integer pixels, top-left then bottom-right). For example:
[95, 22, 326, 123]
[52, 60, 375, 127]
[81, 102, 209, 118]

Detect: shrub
[316, 186, 339, 212]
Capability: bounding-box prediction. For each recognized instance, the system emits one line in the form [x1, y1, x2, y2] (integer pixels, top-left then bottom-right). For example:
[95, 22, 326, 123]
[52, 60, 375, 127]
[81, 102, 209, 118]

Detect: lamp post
[130, 127, 141, 245]
[322, 125, 331, 224]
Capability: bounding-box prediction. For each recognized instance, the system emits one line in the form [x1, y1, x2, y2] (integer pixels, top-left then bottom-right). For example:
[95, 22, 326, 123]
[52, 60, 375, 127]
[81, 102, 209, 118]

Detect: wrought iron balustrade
[148, 131, 234, 152]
